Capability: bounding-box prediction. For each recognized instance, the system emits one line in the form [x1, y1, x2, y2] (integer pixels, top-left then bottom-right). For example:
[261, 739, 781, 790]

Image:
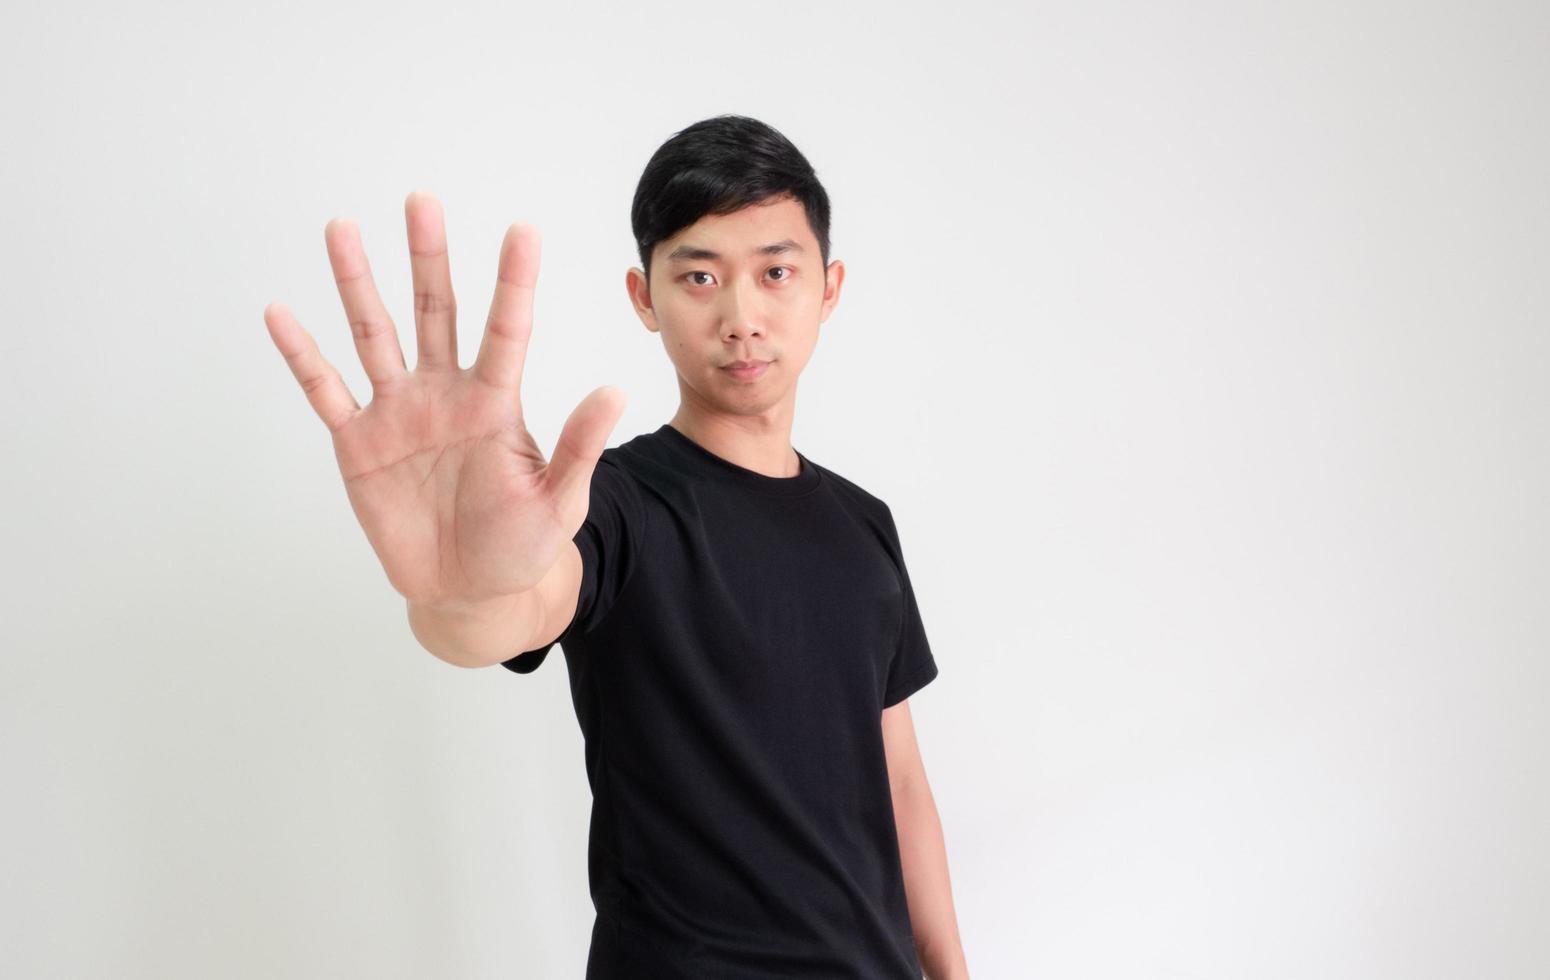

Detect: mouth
[720, 359, 771, 381]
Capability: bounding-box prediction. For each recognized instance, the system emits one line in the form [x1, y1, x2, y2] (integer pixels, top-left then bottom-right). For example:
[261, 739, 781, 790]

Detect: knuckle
[347, 316, 382, 342]
[299, 370, 331, 396]
[413, 290, 455, 317]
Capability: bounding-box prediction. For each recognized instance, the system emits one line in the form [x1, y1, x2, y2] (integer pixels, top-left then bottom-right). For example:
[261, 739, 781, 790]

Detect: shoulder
[587, 447, 641, 495]
[593, 438, 675, 507]
[808, 458, 909, 559]
[593, 433, 675, 490]
[577, 446, 651, 536]
[810, 459, 894, 522]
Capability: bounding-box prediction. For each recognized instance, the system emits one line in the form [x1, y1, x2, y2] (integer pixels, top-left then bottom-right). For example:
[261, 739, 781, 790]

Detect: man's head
[625, 115, 844, 421]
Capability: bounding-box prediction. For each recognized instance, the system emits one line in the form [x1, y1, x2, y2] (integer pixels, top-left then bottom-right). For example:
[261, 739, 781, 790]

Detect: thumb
[544, 384, 628, 514]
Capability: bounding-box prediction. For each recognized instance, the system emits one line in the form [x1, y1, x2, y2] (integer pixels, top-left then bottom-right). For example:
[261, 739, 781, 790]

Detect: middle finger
[405, 191, 458, 371]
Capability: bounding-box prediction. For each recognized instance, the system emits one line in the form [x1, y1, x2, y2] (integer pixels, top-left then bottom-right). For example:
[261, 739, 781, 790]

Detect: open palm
[263, 191, 625, 608]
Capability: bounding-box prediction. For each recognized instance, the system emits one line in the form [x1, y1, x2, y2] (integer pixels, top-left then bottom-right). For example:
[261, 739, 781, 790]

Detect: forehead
[657, 195, 816, 259]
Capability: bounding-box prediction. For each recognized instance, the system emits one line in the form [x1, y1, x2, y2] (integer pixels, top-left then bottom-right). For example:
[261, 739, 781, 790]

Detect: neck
[668, 407, 800, 479]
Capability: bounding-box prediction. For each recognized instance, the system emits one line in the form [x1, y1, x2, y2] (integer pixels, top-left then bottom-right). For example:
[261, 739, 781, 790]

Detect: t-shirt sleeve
[500, 454, 644, 674]
[879, 502, 939, 707]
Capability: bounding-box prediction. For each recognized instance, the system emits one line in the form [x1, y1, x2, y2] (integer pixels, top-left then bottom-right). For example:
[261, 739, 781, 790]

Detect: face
[625, 194, 844, 422]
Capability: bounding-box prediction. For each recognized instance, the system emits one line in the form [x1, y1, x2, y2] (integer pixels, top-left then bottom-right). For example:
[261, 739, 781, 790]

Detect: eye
[685, 271, 715, 287]
[768, 266, 792, 281]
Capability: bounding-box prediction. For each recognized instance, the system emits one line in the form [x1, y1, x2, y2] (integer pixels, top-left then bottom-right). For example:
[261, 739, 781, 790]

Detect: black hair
[630, 114, 832, 285]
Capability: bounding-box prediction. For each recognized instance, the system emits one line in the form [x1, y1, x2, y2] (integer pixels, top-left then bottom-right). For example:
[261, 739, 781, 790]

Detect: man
[263, 114, 969, 979]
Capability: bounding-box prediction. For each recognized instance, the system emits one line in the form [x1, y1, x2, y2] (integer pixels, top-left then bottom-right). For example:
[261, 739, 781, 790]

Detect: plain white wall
[2, 1, 1546, 977]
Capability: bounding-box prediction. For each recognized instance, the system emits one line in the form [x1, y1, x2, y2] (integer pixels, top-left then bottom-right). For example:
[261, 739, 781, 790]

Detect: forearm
[893, 778, 969, 979]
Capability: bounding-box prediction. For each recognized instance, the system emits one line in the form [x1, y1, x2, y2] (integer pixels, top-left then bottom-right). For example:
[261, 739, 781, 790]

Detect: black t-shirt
[501, 423, 939, 978]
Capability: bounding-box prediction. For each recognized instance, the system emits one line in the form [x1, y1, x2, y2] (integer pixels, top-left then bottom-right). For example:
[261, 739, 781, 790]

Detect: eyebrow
[664, 239, 805, 263]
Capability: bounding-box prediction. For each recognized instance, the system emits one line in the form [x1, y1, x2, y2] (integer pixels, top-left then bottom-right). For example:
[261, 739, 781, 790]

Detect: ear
[625, 266, 661, 334]
[819, 258, 845, 324]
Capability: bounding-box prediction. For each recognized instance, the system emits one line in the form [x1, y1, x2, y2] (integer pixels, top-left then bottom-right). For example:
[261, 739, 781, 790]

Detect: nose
[716, 277, 766, 344]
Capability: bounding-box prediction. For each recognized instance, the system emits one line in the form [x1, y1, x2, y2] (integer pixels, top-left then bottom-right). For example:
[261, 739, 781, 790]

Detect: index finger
[471, 222, 541, 394]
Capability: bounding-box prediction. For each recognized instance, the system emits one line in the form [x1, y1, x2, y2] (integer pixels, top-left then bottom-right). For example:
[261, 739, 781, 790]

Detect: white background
[2, 1, 1546, 977]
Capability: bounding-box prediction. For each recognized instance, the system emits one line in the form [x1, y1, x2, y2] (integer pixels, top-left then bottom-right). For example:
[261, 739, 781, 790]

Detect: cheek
[658, 299, 713, 335]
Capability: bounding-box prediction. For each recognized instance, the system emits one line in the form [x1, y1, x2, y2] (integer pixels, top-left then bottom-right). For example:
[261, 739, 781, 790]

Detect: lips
[721, 359, 771, 381]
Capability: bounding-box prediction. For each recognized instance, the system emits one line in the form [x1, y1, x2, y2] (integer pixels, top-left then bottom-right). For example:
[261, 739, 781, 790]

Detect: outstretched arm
[263, 191, 625, 667]
[883, 699, 970, 980]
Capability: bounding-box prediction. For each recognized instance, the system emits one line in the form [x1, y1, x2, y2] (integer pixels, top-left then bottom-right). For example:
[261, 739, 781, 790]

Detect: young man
[263, 114, 968, 979]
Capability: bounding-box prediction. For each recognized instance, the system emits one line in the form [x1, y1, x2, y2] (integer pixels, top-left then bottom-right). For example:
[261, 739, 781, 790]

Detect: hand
[263, 191, 626, 608]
